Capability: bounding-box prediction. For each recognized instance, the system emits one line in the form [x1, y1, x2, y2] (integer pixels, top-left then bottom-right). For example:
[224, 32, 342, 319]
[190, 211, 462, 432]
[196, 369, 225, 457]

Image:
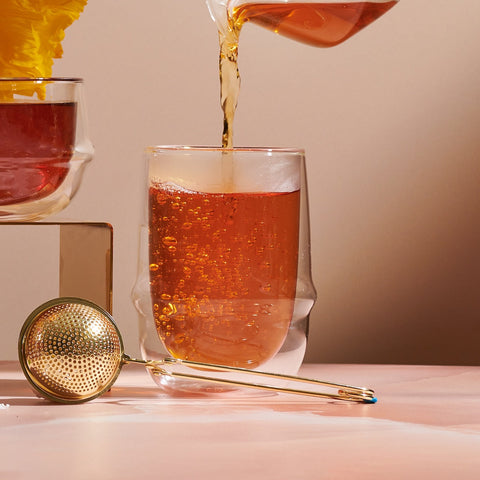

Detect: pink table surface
[1, 361, 479, 479]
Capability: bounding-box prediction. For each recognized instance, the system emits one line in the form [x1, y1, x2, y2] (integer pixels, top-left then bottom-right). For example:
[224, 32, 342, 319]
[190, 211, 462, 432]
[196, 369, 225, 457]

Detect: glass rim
[0, 77, 84, 83]
[145, 145, 305, 154]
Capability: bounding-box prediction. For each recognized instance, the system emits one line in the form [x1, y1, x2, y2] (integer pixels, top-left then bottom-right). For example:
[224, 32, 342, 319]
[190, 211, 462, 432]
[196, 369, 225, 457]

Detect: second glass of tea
[0, 78, 93, 221]
[132, 146, 316, 395]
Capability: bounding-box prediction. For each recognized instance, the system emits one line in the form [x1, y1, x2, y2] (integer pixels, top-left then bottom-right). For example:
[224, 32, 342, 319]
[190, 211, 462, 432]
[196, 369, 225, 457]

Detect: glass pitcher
[207, 0, 399, 48]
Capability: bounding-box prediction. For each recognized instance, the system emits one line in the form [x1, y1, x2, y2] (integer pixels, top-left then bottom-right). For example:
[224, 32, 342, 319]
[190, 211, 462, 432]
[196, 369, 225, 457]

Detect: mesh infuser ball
[19, 298, 124, 403]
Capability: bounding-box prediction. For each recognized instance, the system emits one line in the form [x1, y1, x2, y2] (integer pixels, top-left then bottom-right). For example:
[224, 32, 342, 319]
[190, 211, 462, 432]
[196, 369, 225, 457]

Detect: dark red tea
[0, 102, 76, 205]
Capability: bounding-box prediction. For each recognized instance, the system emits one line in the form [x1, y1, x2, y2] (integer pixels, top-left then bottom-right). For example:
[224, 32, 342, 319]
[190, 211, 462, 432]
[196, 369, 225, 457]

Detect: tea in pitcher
[232, 2, 397, 47]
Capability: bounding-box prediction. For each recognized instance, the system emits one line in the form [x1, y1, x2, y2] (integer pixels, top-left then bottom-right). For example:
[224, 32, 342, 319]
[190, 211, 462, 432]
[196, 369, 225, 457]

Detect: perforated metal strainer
[19, 297, 376, 404]
[19, 298, 124, 403]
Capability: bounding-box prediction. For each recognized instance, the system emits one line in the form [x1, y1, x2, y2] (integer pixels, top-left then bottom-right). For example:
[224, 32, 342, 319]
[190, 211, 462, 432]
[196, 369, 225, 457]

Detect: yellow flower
[0, 0, 88, 99]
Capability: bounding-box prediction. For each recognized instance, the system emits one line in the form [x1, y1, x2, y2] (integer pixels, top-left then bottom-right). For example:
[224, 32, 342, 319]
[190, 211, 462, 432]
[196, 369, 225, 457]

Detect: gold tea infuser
[18, 297, 377, 404]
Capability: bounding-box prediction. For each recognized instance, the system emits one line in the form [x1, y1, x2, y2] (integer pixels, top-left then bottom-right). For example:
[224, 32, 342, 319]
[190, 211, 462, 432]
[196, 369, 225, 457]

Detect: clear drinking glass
[132, 146, 316, 395]
[0, 78, 93, 221]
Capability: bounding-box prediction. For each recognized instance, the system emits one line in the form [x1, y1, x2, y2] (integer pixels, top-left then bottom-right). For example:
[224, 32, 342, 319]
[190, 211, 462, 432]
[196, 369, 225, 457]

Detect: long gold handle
[124, 355, 376, 403]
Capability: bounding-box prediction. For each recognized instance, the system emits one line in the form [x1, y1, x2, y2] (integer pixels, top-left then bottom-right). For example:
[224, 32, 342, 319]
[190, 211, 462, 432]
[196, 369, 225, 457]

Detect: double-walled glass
[0, 78, 93, 221]
[132, 146, 316, 395]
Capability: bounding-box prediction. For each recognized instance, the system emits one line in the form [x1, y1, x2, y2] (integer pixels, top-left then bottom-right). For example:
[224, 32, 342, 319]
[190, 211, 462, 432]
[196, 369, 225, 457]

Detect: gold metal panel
[59, 223, 113, 312]
[0, 222, 113, 360]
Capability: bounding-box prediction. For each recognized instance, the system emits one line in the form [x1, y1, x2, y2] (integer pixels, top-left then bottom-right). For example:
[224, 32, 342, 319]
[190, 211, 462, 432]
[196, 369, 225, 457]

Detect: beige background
[3, 0, 480, 364]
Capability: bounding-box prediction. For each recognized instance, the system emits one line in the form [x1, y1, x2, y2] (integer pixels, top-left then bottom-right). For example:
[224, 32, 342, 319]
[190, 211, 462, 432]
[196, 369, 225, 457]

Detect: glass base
[139, 317, 307, 398]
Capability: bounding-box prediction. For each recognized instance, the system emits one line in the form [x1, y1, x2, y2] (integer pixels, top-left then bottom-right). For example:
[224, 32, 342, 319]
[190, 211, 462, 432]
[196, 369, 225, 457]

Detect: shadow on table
[1, 378, 164, 406]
